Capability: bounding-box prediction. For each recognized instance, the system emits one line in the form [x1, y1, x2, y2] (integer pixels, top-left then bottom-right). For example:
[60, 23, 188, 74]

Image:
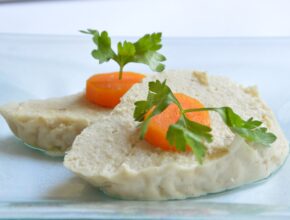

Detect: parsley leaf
[134, 80, 277, 164]
[133, 33, 166, 72]
[167, 116, 212, 164]
[215, 107, 277, 145]
[185, 107, 277, 146]
[134, 80, 177, 138]
[134, 80, 173, 122]
[81, 29, 115, 63]
[81, 30, 166, 79]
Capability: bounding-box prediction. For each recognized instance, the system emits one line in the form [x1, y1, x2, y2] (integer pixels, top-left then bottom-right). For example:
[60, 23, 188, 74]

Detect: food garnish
[81, 29, 166, 79]
[134, 80, 277, 163]
[143, 93, 210, 152]
[81, 30, 166, 108]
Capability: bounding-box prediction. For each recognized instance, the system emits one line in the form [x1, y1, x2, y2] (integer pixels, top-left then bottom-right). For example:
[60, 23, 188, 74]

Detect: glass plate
[0, 34, 289, 220]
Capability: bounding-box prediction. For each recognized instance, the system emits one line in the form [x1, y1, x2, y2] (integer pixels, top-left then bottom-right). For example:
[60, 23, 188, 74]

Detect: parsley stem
[183, 107, 216, 114]
[119, 66, 124, 80]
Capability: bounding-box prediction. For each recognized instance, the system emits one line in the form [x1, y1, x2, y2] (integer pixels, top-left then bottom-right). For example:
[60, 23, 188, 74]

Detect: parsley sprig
[81, 29, 166, 79]
[134, 80, 277, 164]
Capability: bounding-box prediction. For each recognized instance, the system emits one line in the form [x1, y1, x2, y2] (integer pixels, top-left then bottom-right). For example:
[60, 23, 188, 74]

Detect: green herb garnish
[134, 80, 277, 164]
[81, 29, 166, 79]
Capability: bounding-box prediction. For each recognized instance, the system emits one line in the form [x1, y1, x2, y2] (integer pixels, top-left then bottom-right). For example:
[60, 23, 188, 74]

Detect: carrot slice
[145, 93, 210, 151]
[86, 72, 145, 108]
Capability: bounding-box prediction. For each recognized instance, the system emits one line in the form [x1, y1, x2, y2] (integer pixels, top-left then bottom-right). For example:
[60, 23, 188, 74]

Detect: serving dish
[0, 34, 289, 219]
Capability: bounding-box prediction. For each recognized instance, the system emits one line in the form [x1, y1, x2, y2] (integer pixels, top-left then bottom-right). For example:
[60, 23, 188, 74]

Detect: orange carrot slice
[86, 72, 145, 108]
[145, 93, 210, 151]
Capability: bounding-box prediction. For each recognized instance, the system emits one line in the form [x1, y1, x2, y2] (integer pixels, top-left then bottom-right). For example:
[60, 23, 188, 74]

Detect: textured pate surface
[0, 93, 110, 154]
[64, 70, 289, 200]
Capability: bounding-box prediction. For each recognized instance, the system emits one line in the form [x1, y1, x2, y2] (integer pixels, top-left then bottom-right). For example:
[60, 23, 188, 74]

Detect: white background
[0, 0, 290, 37]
